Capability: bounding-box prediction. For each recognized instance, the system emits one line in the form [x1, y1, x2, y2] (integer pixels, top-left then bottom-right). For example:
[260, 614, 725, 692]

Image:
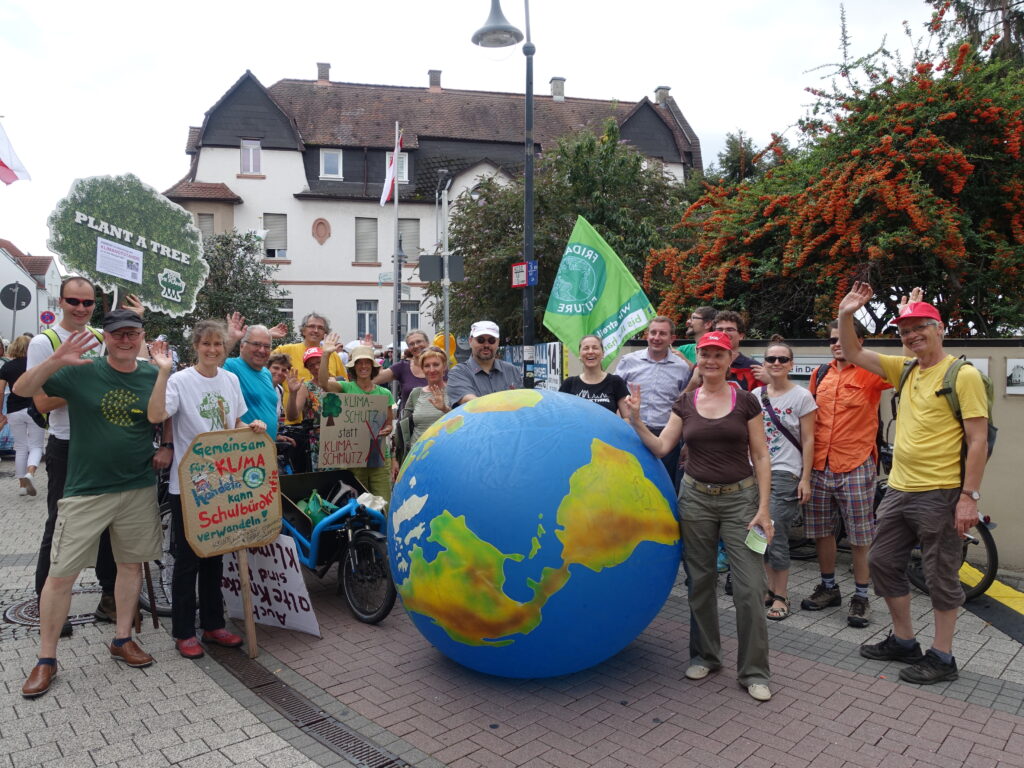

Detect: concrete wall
[592, 338, 1024, 571]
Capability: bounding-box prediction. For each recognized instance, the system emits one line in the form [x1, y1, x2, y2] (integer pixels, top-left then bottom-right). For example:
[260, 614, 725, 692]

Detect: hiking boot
[94, 593, 117, 623]
[847, 595, 870, 628]
[801, 583, 841, 611]
[898, 650, 959, 685]
[859, 632, 924, 663]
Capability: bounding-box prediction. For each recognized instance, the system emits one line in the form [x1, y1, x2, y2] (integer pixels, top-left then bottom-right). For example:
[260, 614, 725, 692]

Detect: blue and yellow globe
[388, 389, 680, 678]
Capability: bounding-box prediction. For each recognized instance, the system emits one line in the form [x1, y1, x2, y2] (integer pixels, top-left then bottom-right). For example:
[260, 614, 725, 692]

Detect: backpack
[26, 326, 105, 429]
[891, 356, 997, 459]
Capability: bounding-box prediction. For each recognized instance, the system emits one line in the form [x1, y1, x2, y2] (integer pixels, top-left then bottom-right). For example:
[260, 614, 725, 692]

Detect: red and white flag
[0, 123, 31, 186]
[379, 129, 403, 206]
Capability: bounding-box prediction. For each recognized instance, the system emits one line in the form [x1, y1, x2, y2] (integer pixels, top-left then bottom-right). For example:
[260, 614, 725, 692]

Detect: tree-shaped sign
[321, 393, 341, 427]
[47, 174, 209, 317]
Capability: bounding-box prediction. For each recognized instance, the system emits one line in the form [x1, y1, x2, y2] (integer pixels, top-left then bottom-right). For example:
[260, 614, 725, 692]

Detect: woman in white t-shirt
[751, 339, 816, 621]
[147, 320, 267, 659]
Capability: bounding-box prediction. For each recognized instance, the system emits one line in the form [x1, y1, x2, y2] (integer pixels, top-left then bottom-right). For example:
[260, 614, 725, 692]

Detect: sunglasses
[475, 336, 497, 345]
[764, 356, 792, 364]
[63, 298, 96, 307]
[827, 337, 840, 345]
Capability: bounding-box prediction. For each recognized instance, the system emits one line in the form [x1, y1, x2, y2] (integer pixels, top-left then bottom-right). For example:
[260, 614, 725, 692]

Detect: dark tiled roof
[186, 127, 200, 155]
[265, 79, 690, 157]
[163, 181, 243, 203]
[17, 255, 53, 275]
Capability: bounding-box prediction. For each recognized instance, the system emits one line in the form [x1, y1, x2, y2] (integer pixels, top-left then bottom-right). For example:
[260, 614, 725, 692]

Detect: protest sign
[179, 427, 281, 558]
[47, 173, 208, 316]
[222, 535, 320, 638]
[318, 392, 391, 469]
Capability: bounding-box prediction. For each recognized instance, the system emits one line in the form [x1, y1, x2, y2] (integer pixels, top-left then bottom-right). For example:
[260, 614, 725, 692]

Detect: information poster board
[180, 427, 281, 558]
[317, 392, 390, 469]
[222, 535, 321, 637]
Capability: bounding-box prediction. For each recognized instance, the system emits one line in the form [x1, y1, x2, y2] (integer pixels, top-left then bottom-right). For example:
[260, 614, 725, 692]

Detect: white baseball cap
[470, 321, 499, 339]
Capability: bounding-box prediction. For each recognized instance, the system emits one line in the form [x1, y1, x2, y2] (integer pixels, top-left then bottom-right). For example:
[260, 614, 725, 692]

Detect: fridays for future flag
[543, 216, 655, 369]
[0, 123, 31, 185]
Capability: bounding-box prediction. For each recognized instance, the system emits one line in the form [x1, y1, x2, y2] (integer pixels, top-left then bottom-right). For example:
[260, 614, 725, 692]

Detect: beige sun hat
[346, 345, 381, 377]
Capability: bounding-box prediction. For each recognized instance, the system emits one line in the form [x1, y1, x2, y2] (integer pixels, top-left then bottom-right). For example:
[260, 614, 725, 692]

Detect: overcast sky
[1, 0, 936, 258]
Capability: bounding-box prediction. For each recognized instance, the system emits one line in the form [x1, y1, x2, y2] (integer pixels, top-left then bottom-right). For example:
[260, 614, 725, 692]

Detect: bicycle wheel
[139, 474, 174, 617]
[907, 523, 998, 602]
[341, 536, 396, 624]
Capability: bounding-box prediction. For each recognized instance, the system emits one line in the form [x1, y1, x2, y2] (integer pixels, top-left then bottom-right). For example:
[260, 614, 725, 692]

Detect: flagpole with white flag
[0, 121, 31, 185]
[384, 122, 402, 369]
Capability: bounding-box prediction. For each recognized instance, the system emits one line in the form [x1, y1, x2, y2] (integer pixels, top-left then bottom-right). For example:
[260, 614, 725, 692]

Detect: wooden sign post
[179, 427, 281, 658]
[317, 392, 391, 469]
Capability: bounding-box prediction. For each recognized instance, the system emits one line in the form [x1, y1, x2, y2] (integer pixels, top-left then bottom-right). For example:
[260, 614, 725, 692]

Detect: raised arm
[14, 331, 99, 397]
[836, 282, 885, 377]
[147, 340, 175, 423]
[624, 383, 683, 458]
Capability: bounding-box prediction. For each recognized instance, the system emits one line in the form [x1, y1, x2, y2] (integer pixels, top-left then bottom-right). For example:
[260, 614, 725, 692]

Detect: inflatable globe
[388, 389, 679, 678]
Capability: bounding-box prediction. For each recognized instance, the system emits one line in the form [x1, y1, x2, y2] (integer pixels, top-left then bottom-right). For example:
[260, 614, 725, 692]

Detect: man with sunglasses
[16, 310, 164, 697]
[447, 321, 521, 407]
[837, 283, 988, 685]
[27, 277, 116, 635]
[800, 319, 891, 628]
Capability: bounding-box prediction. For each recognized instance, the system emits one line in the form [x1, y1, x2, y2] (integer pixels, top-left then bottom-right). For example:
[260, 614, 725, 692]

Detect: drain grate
[206, 645, 410, 767]
[3, 587, 102, 627]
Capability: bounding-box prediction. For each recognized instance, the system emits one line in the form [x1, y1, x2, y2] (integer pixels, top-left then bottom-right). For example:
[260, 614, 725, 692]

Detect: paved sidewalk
[2, 459, 1022, 767]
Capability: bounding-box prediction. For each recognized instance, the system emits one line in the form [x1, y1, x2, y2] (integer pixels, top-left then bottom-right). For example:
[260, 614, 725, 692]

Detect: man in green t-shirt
[675, 306, 716, 364]
[14, 310, 163, 699]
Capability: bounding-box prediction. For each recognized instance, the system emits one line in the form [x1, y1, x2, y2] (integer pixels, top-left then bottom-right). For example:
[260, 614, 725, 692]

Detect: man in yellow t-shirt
[837, 283, 988, 686]
[273, 312, 346, 425]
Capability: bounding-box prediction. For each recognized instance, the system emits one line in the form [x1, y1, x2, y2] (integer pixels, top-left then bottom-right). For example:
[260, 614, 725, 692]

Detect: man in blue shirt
[224, 319, 278, 439]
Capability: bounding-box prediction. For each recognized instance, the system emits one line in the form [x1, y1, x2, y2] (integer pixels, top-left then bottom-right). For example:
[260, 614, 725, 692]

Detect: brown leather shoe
[109, 639, 154, 668]
[21, 662, 57, 698]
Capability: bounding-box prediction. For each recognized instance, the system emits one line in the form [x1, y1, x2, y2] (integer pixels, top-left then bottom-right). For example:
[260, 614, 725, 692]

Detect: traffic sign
[0, 282, 31, 311]
[40, 310, 56, 325]
[511, 262, 527, 288]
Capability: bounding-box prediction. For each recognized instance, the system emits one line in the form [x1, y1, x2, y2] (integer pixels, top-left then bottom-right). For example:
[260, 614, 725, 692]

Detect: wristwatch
[961, 489, 980, 501]
[160, 442, 174, 449]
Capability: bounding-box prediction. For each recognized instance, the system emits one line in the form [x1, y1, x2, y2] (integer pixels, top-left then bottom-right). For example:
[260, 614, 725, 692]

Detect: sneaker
[899, 650, 958, 685]
[176, 637, 205, 659]
[94, 593, 117, 623]
[747, 683, 772, 701]
[847, 595, 870, 628]
[859, 632, 924, 663]
[24, 474, 37, 496]
[801, 583, 841, 611]
[18, 487, 27, 497]
[685, 663, 715, 680]
[202, 628, 244, 648]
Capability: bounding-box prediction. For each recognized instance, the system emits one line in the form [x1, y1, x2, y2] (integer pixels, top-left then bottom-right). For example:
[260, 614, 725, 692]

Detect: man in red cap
[836, 283, 988, 684]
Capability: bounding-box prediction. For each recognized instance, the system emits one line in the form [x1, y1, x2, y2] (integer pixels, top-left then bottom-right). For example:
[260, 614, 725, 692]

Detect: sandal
[764, 590, 776, 608]
[767, 596, 791, 621]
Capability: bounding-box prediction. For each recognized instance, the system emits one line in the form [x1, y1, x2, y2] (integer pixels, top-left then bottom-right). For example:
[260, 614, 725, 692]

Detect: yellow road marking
[960, 563, 1024, 614]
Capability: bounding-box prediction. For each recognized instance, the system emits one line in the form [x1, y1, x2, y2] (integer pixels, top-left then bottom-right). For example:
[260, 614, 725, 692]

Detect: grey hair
[301, 312, 330, 332]
[242, 324, 271, 343]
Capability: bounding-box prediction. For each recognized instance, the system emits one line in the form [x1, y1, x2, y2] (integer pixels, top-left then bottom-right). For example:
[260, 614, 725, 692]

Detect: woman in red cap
[626, 330, 774, 701]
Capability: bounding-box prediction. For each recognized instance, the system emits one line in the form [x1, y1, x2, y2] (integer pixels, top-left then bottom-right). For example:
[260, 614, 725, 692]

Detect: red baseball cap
[303, 346, 323, 364]
[696, 331, 732, 351]
[891, 301, 943, 325]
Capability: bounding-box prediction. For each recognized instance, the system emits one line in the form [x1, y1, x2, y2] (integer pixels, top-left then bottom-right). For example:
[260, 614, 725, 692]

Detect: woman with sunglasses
[625, 331, 774, 701]
[559, 335, 629, 416]
[750, 338, 816, 621]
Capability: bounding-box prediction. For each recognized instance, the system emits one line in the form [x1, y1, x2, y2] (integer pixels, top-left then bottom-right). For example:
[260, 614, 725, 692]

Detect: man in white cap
[837, 283, 989, 685]
[447, 321, 522, 407]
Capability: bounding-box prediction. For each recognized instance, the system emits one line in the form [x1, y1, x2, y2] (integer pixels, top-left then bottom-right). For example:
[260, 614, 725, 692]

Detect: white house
[0, 238, 60, 342]
[165, 65, 703, 343]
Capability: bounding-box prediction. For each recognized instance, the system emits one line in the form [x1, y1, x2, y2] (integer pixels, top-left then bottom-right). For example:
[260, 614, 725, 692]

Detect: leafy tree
[704, 131, 767, 184]
[426, 121, 689, 342]
[322, 393, 341, 427]
[646, 14, 1024, 337]
[140, 231, 291, 358]
[927, 0, 1024, 65]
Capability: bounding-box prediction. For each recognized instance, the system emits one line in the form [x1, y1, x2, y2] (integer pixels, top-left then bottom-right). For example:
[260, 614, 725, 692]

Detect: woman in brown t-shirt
[626, 330, 774, 702]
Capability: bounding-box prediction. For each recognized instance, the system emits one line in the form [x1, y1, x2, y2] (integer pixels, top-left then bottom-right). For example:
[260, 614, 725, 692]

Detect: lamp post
[473, 0, 536, 388]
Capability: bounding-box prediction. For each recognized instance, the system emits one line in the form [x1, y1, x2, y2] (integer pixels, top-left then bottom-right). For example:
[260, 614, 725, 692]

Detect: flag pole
[392, 121, 402, 368]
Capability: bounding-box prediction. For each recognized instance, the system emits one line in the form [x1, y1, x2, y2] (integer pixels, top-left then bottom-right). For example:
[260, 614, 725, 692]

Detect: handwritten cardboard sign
[318, 392, 390, 469]
[222, 535, 321, 638]
[180, 427, 281, 558]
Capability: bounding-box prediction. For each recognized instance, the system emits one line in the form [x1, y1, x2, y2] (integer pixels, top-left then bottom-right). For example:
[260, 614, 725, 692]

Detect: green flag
[543, 216, 655, 369]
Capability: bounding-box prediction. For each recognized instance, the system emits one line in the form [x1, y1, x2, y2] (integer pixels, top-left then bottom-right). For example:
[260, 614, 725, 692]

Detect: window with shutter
[398, 218, 420, 261]
[264, 213, 287, 259]
[355, 217, 378, 263]
[196, 213, 215, 242]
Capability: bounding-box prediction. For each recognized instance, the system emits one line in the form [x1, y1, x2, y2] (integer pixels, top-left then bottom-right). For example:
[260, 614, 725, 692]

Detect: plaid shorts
[806, 458, 877, 546]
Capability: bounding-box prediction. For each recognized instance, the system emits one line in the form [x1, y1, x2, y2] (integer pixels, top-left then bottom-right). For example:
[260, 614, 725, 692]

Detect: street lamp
[473, 0, 536, 388]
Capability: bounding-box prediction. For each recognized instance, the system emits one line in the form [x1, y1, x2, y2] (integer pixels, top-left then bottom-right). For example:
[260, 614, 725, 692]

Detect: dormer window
[385, 151, 409, 183]
[241, 139, 261, 174]
[320, 149, 343, 179]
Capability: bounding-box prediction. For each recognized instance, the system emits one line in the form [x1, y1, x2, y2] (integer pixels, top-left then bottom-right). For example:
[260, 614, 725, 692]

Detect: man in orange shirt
[800, 319, 890, 627]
